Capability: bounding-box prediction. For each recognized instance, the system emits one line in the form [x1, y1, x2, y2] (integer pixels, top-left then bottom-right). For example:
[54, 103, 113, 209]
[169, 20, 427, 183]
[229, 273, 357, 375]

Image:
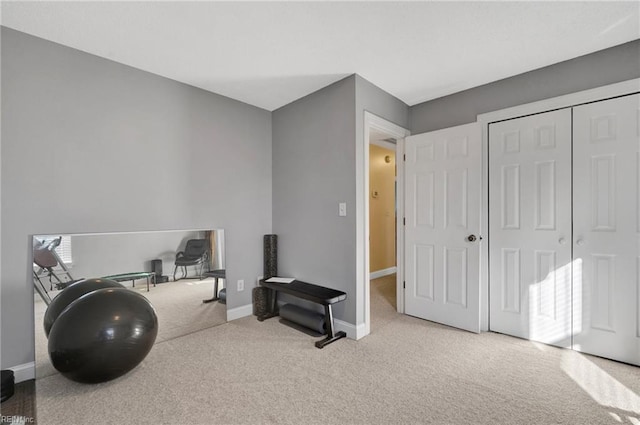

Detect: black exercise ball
[48, 287, 158, 384]
[44, 278, 124, 337]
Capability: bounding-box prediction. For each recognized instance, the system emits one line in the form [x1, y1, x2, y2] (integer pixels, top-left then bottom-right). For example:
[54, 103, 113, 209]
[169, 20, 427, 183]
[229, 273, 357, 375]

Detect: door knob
[467, 235, 477, 242]
[558, 237, 566, 245]
[576, 239, 585, 246]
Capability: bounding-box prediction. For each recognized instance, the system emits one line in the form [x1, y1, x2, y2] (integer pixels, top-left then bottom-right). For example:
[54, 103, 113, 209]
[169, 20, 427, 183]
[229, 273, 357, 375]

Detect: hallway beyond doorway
[370, 273, 397, 331]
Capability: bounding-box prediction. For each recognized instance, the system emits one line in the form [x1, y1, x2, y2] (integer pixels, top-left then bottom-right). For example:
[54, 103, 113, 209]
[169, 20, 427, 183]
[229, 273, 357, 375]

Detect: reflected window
[34, 235, 73, 265]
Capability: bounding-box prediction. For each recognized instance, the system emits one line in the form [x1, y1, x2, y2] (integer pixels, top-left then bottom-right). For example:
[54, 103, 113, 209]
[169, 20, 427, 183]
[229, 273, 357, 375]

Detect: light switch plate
[339, 202, 347, 216]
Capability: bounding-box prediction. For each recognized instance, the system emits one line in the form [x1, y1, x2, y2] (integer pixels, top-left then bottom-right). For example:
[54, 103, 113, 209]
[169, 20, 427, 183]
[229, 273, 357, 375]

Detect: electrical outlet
[339, 202, 347, 217]
[237, 279, 245, 291]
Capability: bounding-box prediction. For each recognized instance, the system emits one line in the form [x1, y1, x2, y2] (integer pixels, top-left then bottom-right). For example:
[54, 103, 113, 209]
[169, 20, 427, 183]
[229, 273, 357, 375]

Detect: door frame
[477, 78, 640, 332]
[358, 112, 410, 338]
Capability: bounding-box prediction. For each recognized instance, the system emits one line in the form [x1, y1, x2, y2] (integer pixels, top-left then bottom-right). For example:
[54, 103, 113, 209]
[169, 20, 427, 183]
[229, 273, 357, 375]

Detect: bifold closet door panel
[489, 108, 572, 347]
[572, 93, 640, 366]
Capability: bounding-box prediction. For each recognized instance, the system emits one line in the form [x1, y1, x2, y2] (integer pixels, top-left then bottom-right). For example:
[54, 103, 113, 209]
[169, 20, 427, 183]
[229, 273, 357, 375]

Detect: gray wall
[1, 28, 272, 370]
[355, 75, 410, 326]
[67, 230, 204, 280]
[272, 76, 357, 322]
[355, 75, 410, 131]
[272, 75, 409, 326]
[59, 230, 225, 284]
[410, 39, 640, 133]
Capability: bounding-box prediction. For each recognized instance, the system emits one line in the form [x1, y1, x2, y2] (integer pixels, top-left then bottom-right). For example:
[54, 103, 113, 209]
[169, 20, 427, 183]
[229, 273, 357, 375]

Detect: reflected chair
[173, 239, 209, 281]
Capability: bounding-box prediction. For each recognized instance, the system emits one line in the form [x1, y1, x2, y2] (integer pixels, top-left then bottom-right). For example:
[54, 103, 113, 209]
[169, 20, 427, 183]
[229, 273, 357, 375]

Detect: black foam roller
[279, 303, 325, 334]
[264, 234, 278, 279]
[252, 286, 269, 317]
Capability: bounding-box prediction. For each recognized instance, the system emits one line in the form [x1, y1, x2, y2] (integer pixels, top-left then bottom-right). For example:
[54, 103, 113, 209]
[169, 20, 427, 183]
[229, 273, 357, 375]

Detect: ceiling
[2, 1, 639, 111]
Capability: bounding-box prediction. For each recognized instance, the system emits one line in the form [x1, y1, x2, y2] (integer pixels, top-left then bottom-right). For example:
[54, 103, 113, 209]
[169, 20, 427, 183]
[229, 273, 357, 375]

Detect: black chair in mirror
[173, 239, 209, 281]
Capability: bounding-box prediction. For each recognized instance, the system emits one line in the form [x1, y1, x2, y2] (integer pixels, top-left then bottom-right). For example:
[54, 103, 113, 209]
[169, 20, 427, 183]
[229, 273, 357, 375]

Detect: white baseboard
[334, 319, 367, 340]
[226, 303, 253, 321]
[354, 322, 368, 339]
[370, 266, 396, 280]
[9, 362, 35, 383]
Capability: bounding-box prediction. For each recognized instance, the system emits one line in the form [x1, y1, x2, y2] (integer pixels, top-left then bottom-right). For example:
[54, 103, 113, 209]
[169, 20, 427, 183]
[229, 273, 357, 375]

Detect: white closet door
[404, 123, 481, 333]
[489, 109, 573, 347]
[572, 93, 640, 366]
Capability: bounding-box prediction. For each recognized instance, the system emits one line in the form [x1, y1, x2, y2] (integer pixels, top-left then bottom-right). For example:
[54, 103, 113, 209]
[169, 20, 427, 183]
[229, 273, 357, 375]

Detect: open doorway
[361, 112, 410, 336]
[369, 136, 398, 327]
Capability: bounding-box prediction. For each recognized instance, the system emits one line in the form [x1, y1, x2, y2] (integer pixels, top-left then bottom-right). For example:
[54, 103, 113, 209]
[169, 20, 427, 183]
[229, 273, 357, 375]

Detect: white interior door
[489, 109, 573, 348]
[404, 123, 481, 333]
[572, 93, 640, 366]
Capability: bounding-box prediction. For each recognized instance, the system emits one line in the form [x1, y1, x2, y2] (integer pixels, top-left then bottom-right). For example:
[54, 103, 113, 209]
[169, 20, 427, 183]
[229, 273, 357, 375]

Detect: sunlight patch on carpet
[561, 350, 640, 416]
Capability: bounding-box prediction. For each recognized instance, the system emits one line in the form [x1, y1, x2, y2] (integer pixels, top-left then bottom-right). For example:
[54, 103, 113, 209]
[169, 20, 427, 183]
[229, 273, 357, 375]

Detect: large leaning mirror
[32, 229, 226, 379]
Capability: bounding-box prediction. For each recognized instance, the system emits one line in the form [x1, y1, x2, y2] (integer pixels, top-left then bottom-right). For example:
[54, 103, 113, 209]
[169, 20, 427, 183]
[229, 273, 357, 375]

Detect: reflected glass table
[102, 272, 156, 292]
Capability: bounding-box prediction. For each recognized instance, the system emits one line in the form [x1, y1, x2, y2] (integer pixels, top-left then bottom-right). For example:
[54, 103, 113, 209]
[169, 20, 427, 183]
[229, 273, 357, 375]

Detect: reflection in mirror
[32, 229, 226, 379]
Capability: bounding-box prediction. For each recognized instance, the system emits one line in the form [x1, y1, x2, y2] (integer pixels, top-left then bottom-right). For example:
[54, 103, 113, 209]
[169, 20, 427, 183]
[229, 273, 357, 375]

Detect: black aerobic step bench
[258, 279, 347, 349]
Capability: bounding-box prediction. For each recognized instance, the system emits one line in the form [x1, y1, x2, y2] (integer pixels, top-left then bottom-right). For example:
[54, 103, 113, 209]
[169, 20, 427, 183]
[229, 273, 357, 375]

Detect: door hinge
[403, 217, 406, 226]
[403, 154, 406, 161]
[403, 281, 406, 289]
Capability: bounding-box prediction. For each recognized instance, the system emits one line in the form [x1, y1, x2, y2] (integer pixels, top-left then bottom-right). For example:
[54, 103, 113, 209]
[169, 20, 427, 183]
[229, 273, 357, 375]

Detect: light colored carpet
[35, 275, 640, 425]
[34, 277, 227, 379]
